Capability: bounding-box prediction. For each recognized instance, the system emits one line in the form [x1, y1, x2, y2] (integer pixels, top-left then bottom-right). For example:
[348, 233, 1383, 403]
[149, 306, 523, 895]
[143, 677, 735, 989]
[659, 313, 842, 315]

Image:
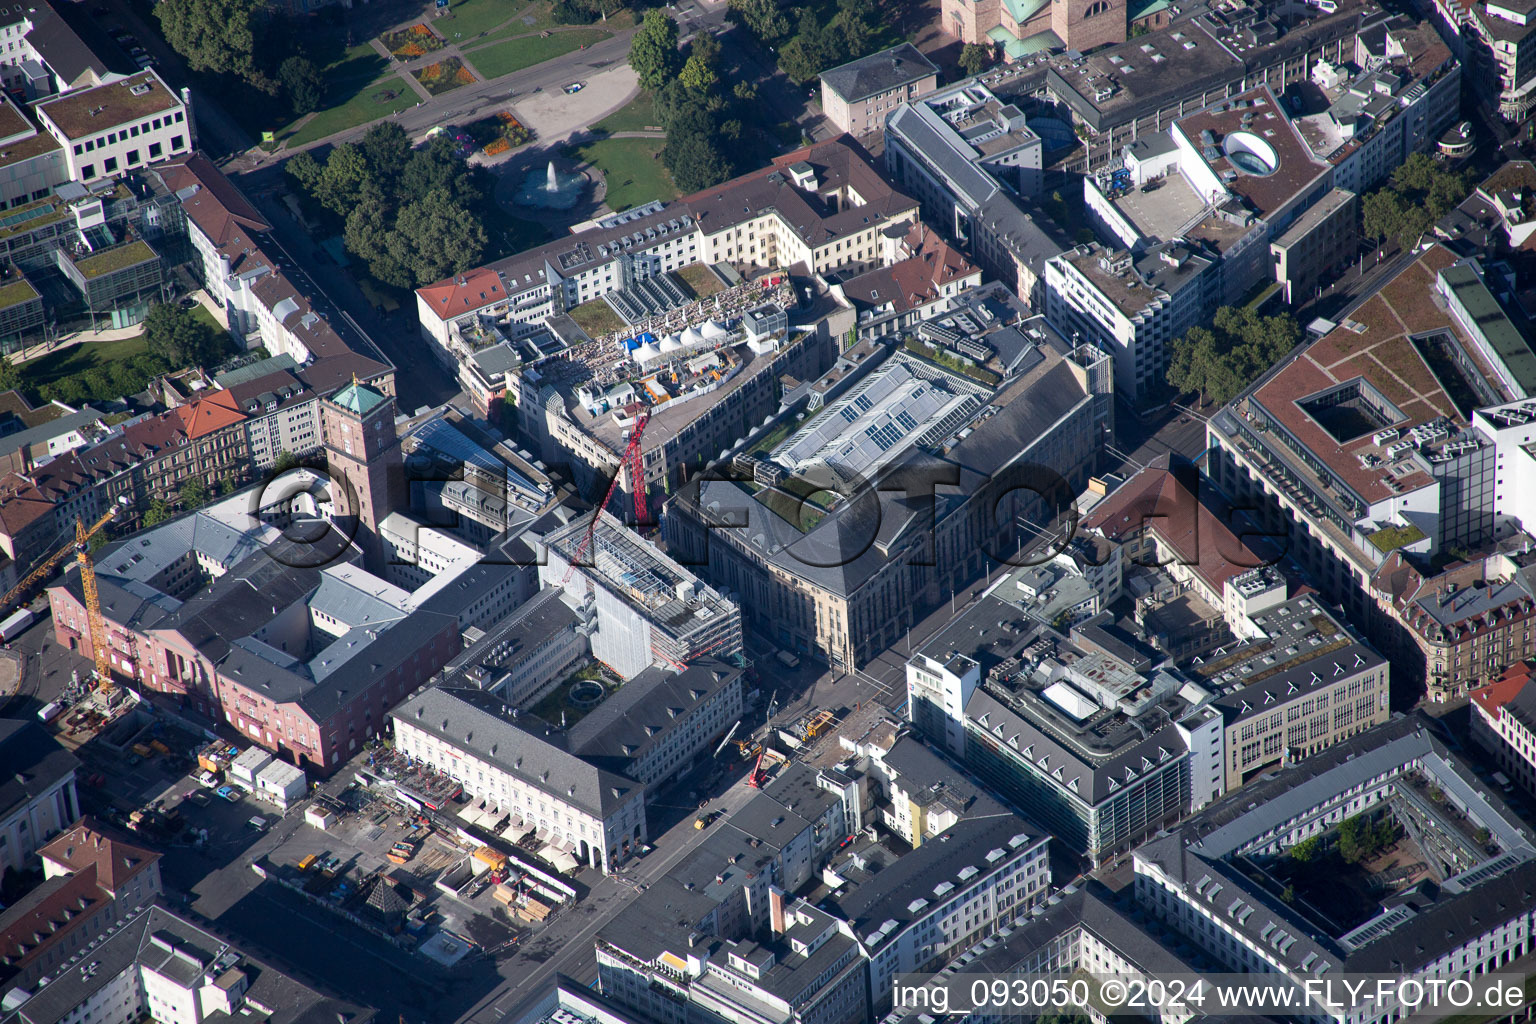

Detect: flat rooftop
[1106, 172, 1207, 243]
[1060, 242, 1211, 318]
[37, 70, 181, 140]
[1174, 86, 1328, 219]
[1240, 244, 1491, 509]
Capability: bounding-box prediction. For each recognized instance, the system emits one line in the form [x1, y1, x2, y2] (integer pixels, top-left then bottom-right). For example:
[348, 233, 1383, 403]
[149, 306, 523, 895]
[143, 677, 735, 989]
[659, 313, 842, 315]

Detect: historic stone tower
[321, 379, 403, 571]
[1052, 0, 1127, 53]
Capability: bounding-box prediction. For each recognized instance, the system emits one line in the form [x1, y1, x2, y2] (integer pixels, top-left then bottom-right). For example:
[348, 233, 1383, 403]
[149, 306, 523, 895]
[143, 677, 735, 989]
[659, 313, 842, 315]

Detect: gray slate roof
[0, 720, 78, 822]
[820, 43, 937, 104]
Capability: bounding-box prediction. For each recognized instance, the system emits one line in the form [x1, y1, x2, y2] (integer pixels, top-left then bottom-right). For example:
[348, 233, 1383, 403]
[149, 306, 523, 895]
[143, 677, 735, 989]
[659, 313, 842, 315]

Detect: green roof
[330, 381, 388, 415]
[0, 277, 40, 310]
[75, 240, 157, 279]
[1440, 264, 1536, 392]
[1367, 522, 1427, 554]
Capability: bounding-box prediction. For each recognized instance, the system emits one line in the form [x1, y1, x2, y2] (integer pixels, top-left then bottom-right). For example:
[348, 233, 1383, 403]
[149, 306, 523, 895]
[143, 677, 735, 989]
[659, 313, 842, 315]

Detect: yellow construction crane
[0, 502, 121, 688]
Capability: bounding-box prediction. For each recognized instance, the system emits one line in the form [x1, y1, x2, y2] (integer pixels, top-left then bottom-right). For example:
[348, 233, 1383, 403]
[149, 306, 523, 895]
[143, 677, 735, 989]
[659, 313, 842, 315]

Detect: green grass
[1367, 523, 1427, 553]
[480, 204, 553, 261]
[434, 0, 540, 39]
[676, 263, 722, 299]
[568, 136, 676, 212]
[592, 93, 660, 134]
[463, 28, 610, 80]
[286, 78, 415, 148]
[480, 2, 560, 41]
[20, 336, 149, 386]
[569, 299, 626, 336]
[189, 304, 222, 335]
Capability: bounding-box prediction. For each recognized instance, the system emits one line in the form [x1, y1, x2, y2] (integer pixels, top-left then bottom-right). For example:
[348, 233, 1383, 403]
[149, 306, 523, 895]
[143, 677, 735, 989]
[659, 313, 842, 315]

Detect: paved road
[453, 767, 767, 1024]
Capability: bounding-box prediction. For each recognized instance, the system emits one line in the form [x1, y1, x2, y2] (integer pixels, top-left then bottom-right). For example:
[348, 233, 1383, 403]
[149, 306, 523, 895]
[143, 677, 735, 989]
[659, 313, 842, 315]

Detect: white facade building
[0, 720, 79, 877]
[36, 70, 189, 183]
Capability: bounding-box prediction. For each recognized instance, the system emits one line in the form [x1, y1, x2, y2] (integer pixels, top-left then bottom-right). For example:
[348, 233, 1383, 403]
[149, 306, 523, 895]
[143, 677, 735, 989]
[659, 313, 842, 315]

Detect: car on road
[216, 785, 240, 802]
[247, 815, 268, 831]
[563, 82, 584, 93]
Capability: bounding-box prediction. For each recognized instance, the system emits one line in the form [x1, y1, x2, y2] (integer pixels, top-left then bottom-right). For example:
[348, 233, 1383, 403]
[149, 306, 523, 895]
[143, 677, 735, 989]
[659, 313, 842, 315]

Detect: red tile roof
[1083, 455, 1279, 595]
[1471, 663, 1534, 717]
[39, 817, 158, 893]
[173, 389, 245, 439]
[417, 267, 503, 318]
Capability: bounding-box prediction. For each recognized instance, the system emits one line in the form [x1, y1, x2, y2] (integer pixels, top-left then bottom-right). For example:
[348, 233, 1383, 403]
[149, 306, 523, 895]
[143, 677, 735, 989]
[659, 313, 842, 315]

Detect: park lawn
[434, 0, 532, 39]
[463, 28, 610, 80]
[481, 2, 560, 41]
[570, 137, 676, 212]
[20, 336, 149, 386]
[593, 92, 659, 134]
[189, 305, 223, 335]
[287, 80, 417, 147]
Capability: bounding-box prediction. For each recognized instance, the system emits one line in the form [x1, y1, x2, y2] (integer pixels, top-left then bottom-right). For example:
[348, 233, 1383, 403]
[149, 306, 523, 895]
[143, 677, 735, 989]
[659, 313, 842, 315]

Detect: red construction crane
[559, 413, 650, 586]
[746, 748, 769, 789]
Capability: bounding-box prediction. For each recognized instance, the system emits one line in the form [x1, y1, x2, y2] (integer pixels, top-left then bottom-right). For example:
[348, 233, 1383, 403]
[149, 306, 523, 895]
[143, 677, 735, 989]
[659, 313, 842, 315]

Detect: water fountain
[514, 159, 588, 210]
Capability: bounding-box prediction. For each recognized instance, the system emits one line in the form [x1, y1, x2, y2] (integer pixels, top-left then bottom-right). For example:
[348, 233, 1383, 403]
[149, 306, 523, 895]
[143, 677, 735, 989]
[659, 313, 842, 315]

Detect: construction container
[472, 846, 507, 872]
[298, 854, 318, 872]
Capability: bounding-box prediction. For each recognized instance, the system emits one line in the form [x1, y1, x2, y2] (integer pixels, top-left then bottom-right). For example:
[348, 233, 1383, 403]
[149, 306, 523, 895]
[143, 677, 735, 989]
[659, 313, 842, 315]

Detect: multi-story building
[163, 155, 393, 398]
[392, 661, 744, 873]
[540, 510, 742, 679]
[1044, 241, 1214, 399]
[1270, 188, 1359, 306]
[35, 70, 189, 183]
[426, 588, 582, 707]
[819, 44, 938, 138]
[0, 720, 79, 877]
[596, 756, 1048, 1022]
[1431, 0, 1536, 123]
[48, 511, 464, 774]
[4, 901, 376, 1024]
[415, 137, 918, 356]
[1041, 0, 1399, 170]
[0, 96, 66, 213]
[665, 332, 1110, 670]
[884, 82, 1059, 303]
[1470, 662, 1536, 794]
[942, 0, 1128, 61]
[0, 0, 111, 100]
[1134, 715, 1536, 1024]
[833, 225, 981, 341]
[1206, 244, 1511, 696]
[0, 819, 161, 989]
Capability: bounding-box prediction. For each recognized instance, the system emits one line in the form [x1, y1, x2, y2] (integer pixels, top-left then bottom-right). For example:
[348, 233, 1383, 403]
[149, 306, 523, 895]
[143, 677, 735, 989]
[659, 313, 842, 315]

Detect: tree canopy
[144, 302, 228, 369]
[157, 0, 266, 82]
[1361, 153, 1471, 251]
[1165, 305, 1301, 406]
[730, 0, 889, 84]
[629, 10, 683, 91]
[288, 124, 488, 289]
[278, 56, 325, 116]
[959, 42, 991, 77]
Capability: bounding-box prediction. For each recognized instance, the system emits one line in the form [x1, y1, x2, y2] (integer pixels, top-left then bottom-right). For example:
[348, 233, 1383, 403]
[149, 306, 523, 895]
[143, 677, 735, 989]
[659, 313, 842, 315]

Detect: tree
[313, 144, 379, 218]
[286, 150, 324, 196]
[680, 53, 719, 93]
[273, 451, 298, 473]
[959, 42, 991, 77]
[0, 356, 20, 394]
[143, 498, 174, 527]
[400, 134, 483, 210]
[664, 105, 733, 193]
[629, 10, 682, 91]
[144, 302, 224, 369]
[156, 0, 266, 83]
[728, 0, 791, 43]
[278, 56, 325, 116]
[383, 188, 488, 288]
[179, 478, 210, 510]
[1165, 306, 1300, 406]
[1288, 835, 1323, 863]
[359, 122, 414, 192]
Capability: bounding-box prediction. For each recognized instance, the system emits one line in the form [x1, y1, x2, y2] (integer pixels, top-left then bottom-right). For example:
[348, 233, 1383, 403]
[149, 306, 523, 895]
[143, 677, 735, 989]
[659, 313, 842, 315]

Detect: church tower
[1052, 0, 1127, 53]
[321, 379, 403, 571]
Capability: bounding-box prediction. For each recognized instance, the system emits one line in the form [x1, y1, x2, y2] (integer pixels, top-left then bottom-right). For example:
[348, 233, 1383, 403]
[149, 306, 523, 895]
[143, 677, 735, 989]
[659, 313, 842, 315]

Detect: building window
[103, 157, 117, 173]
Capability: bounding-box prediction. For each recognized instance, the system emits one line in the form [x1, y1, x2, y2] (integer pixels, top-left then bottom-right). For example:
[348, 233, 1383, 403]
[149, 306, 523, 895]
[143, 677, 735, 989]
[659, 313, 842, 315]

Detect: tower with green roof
[321, 378, 402, 570]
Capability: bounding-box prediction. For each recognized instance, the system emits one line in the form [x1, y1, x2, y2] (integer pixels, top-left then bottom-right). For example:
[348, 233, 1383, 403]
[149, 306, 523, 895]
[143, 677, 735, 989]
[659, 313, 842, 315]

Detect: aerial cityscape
[0, 0, 1533, 1021]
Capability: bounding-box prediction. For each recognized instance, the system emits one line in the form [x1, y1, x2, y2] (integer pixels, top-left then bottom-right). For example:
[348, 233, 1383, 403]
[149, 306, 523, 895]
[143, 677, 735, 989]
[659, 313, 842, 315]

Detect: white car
[196, 770, 219, 789]
[563, 82, 584, 94]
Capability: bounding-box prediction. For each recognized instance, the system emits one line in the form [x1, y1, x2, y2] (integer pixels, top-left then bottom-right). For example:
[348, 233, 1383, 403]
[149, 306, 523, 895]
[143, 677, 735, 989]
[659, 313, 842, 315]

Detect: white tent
[681, 325, 707, 348]
[701, 320, 728, 339]
[659, 334, 683, 353]
[633, 342, 661, 363]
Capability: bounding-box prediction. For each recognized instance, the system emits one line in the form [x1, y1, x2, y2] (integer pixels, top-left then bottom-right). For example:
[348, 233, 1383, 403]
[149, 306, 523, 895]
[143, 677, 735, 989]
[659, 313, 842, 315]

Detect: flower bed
[462, 110, 533, 156]
[414, 56, 475, 95]
[382, 24, 443, 59]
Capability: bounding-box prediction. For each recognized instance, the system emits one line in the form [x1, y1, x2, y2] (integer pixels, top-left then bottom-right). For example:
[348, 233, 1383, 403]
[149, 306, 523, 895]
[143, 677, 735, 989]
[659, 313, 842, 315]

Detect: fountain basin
[515, 160, 587, 210]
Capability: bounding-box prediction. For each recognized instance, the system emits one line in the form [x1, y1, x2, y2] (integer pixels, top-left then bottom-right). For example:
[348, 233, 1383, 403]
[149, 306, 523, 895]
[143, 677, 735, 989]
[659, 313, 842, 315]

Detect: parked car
[196, 770, 219, 788]
[185, 790, 211, 807]
[216, 785, 240, 802]
[247, 815, 268, 830]
[563, 81, 584, 94]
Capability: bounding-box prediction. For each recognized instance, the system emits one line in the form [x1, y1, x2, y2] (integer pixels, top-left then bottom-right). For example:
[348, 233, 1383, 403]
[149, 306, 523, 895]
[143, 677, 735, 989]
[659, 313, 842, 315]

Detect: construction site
[539, 511, 743, 680]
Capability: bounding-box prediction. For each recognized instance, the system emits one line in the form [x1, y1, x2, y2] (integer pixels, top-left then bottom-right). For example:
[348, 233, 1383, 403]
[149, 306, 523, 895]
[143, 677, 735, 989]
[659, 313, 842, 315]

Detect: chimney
[180, 87, 196, 149]
[769, 887, 787, 935]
